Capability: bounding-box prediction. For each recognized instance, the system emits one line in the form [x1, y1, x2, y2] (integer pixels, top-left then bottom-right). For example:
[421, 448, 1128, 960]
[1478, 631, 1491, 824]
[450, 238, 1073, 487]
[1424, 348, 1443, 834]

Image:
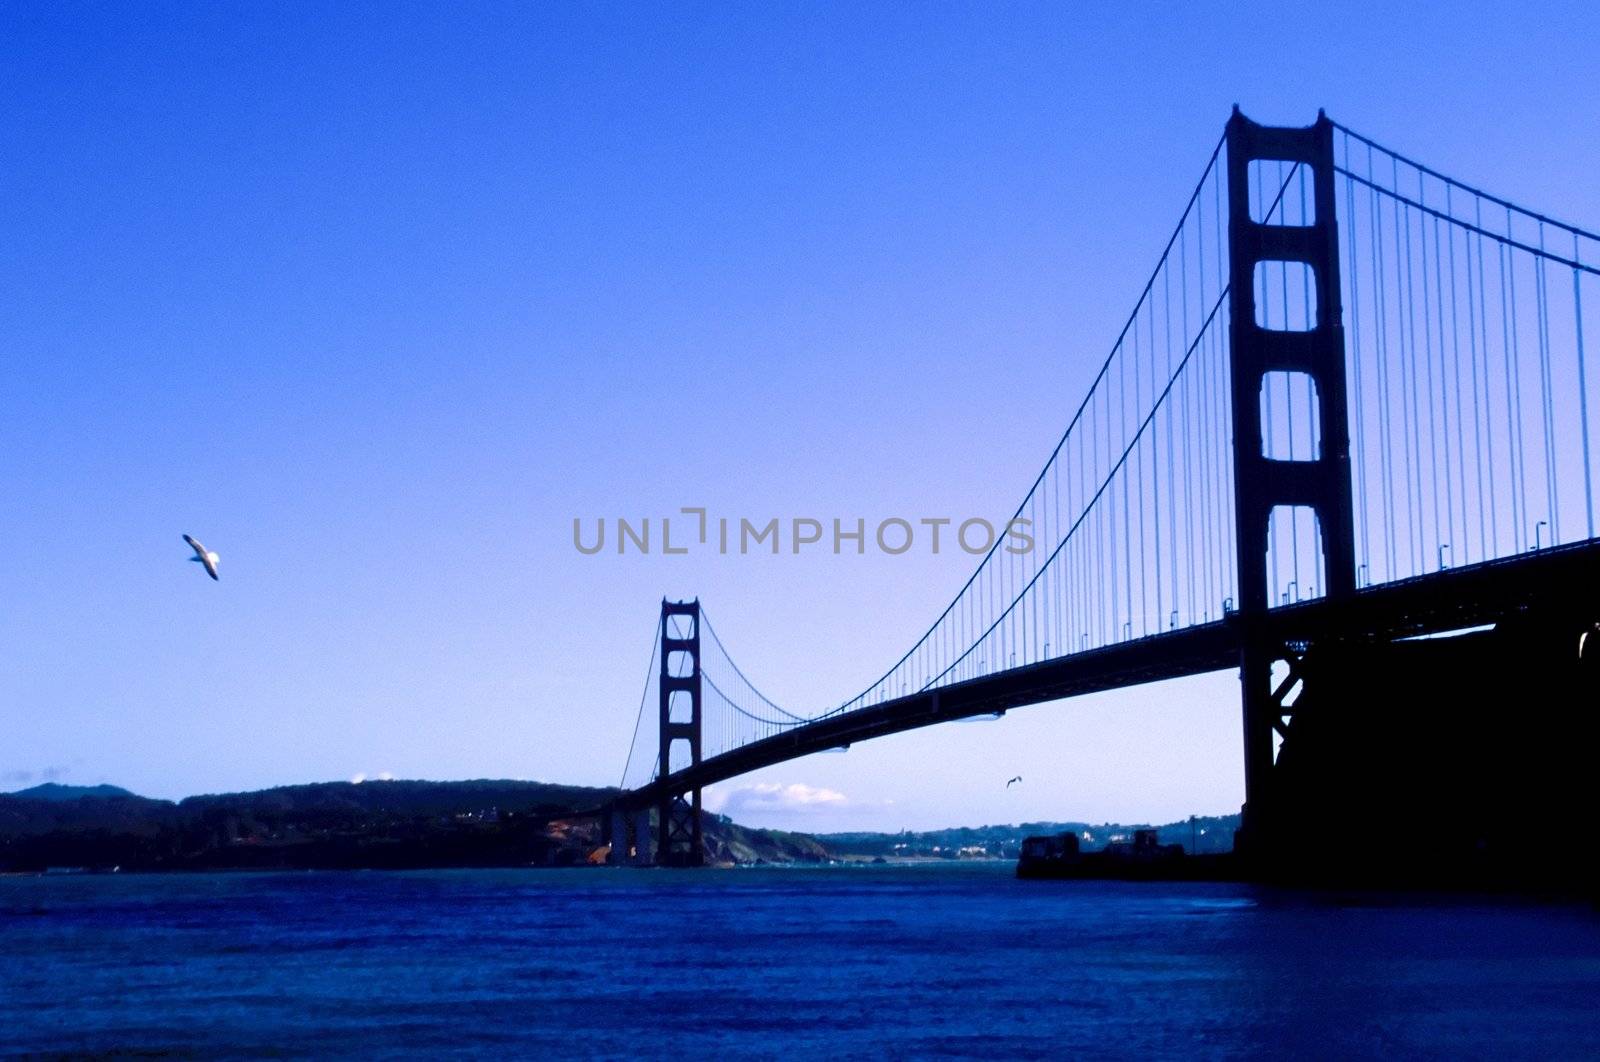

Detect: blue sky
[3, 2, 1597, 830]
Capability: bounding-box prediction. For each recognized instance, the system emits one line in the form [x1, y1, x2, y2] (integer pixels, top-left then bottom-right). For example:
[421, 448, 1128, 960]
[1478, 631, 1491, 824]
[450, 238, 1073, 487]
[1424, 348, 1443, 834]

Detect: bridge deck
[624, 541, 1600, 807]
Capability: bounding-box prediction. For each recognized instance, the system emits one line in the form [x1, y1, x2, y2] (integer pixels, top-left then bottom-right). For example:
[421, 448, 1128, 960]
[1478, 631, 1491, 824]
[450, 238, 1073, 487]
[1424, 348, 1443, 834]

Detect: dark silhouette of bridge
[605, 109, 1600, 869]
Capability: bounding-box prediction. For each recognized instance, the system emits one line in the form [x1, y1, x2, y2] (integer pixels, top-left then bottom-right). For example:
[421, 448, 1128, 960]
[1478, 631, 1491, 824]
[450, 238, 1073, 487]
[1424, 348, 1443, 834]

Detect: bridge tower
[1224, 109, 1358, 850]
[657, 599, 704, 866]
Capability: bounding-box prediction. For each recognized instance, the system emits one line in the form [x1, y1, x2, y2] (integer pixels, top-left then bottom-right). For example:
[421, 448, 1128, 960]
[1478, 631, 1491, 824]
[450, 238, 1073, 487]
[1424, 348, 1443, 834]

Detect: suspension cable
[1337, 170, 1600, 277]
[1332, 122, 1600, 245]
[922, 286, 1230, 691]
[822, 129, 1230, 715]
[698, 607, 810, 722]
[618, 614, 662, 789]
[701, 672, 807, 728]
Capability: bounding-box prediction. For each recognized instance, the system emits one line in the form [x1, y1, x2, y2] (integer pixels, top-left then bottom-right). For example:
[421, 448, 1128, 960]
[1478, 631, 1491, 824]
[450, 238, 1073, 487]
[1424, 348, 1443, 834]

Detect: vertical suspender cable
[1575, 238, 1595, 538]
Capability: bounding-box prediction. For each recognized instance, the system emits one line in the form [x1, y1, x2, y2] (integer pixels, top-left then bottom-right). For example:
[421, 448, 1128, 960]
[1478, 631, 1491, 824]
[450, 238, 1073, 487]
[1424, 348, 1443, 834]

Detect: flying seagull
[1006, 776, 1022, 788]
[183, 534, 220, 581]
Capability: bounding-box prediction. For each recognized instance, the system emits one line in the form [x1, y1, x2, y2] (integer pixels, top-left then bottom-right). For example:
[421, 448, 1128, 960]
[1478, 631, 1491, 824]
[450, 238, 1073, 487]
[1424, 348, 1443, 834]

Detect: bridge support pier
[657, 600, 704, 866]
[630, 807, 652, 866]
[606, 807, 625, 864]
[604, 804, 656, 865]
[1225, 109, 1358, 857]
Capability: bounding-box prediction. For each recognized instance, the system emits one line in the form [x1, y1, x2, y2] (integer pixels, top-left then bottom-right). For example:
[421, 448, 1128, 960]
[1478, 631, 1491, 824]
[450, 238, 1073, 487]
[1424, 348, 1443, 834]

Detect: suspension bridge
[604, 108, 1600, 867]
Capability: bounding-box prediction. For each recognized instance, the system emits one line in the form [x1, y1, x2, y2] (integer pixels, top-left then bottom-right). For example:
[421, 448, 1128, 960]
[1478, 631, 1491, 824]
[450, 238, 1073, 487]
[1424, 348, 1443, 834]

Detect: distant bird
[1006, 775, 1022, 788]
[183, 534, 220, 581]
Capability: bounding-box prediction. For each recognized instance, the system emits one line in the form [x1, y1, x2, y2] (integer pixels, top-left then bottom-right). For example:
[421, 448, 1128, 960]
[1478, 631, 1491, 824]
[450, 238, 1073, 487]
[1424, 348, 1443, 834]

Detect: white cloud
[706, 782, 848, 818]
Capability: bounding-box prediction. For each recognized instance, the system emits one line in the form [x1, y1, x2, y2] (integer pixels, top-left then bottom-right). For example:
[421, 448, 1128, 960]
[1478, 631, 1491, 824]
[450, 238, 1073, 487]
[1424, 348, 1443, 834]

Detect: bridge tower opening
[657, 599, 705, 866]
[1225, 109, 1359, 851]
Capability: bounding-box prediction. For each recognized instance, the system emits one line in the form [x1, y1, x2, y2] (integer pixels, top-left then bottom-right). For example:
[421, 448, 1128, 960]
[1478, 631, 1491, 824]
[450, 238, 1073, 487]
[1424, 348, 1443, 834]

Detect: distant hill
[8, 783, 140, 801]
[0, 778, 1238, 869]
[0, 783, 176, 842]
[178, 778, 615, 821]
[0, 778, 830, 871]
[704, 814, 832, 864]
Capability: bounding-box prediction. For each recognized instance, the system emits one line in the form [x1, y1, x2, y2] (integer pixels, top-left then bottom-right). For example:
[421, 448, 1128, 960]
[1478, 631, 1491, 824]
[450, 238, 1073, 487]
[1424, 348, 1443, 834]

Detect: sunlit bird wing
[183, 534, 220, 580]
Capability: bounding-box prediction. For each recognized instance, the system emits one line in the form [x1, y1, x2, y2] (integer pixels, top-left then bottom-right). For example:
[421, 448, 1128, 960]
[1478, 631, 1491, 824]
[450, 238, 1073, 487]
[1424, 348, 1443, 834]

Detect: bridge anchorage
[606, 107, 1600, 878]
